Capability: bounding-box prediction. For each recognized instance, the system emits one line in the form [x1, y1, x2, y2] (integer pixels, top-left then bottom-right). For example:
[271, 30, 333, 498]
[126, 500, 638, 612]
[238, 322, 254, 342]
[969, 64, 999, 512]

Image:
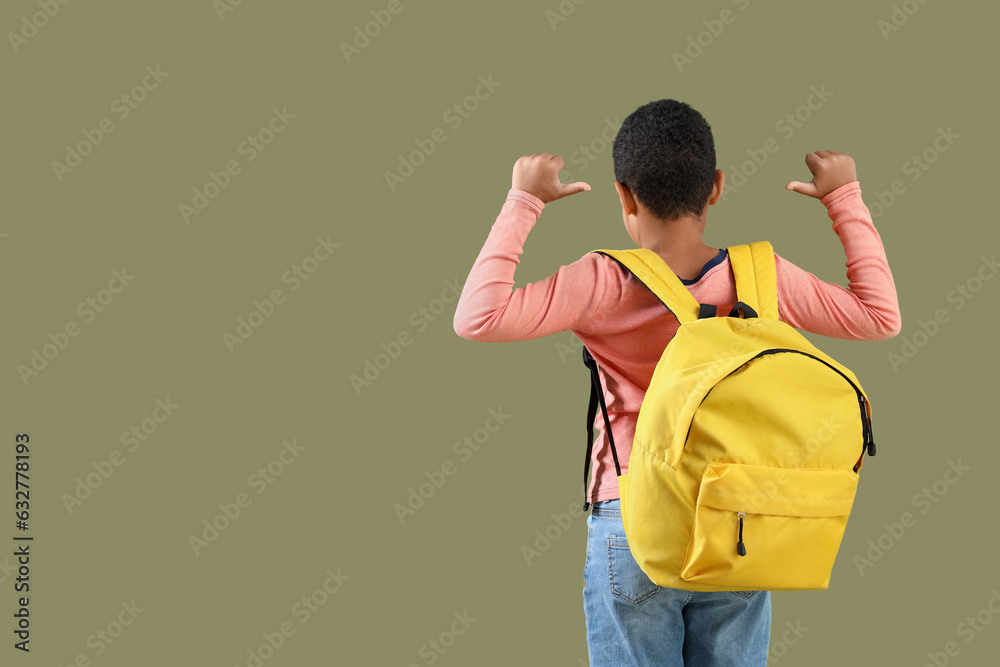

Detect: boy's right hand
[785, 150, 858, 199]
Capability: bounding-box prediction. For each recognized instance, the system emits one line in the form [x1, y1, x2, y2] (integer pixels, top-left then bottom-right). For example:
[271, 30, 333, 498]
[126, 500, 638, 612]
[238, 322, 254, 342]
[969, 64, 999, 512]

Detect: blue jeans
[583, 499, 771, 666]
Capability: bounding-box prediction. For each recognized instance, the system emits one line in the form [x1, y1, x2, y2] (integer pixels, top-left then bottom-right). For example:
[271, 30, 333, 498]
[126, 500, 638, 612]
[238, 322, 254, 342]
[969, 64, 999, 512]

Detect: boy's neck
[616, 169, 726, 272]
[638, 218, 715, 258]
[649, 242, 719, 280]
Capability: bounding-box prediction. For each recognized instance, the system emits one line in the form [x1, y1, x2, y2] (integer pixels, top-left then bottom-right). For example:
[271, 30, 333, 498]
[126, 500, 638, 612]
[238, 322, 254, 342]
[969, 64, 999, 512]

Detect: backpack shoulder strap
[587, 248, 703, 325]
[588, 243, 779, 323]
[726, 241, 779, 321]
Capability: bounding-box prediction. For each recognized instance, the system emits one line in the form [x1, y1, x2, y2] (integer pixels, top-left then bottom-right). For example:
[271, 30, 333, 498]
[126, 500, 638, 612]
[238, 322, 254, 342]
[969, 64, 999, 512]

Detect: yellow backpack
[580, 241, 876, 591]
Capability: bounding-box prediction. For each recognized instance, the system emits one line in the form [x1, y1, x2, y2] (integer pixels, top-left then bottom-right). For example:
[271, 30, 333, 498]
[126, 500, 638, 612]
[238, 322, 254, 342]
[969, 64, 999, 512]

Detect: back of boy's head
[612, 99, 717, 223]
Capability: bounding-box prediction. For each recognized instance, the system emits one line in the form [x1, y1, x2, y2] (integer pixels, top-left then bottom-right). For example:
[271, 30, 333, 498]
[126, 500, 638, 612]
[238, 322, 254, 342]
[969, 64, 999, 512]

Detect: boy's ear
[615, 181, 638, 216]
[708, 169, 726, 205]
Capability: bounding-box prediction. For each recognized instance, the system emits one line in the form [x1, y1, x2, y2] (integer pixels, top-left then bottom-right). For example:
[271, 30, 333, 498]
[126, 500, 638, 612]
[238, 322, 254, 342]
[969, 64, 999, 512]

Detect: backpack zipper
[859, 393, 875, 456]
[684, 348, 876, 470]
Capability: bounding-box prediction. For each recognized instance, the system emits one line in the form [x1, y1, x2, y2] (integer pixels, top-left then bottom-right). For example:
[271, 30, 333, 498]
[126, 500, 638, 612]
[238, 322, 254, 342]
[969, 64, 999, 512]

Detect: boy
[452, 99, 901, 666]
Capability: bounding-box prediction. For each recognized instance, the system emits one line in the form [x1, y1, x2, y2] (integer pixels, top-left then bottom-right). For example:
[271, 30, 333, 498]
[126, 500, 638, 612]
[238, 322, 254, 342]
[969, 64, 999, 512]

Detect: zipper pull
[862, 395, 876, 457]
[737, 512, 747, 556]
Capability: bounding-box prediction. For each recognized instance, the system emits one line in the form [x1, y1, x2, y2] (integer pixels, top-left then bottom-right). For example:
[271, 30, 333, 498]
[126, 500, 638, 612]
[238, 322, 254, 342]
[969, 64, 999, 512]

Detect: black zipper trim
[681, 348, 875, 472]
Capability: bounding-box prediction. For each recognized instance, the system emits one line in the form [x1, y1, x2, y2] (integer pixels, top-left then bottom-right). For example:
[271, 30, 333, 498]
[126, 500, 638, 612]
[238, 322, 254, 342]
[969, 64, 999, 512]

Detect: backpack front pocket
[679, 462, 859, 591]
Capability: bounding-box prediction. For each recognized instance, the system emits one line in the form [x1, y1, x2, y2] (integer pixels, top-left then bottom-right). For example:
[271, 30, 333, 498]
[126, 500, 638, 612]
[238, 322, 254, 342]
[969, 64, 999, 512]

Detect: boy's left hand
[511, 153, 591, 204]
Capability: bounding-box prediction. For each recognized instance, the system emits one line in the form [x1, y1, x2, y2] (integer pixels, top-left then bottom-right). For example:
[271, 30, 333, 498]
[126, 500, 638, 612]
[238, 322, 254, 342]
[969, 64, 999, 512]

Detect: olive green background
[1, 0, 996, 665]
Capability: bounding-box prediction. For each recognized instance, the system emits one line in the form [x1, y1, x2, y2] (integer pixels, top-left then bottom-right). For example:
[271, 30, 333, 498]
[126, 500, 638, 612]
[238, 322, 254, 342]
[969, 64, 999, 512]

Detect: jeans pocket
[607, 536, 662, 605]
[730, 590, 759, 599]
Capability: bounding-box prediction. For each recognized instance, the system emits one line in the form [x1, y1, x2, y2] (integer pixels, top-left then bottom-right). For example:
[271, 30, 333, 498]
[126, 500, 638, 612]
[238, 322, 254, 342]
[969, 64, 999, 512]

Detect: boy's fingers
[785, 180, 818, 197]
[546, 181, 591, 202]
[562, 181, 591, 196]
[804, 152, 824, 171]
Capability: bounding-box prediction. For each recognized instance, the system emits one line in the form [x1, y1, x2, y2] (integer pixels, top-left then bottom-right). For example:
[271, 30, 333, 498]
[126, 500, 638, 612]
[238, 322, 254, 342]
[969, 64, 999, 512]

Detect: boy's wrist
[508, 188, 546, 215]
[820, 181, 861, 208]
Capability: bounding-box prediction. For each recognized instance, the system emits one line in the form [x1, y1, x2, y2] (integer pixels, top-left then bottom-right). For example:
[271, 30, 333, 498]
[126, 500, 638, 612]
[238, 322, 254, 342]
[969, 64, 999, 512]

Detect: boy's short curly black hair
[612, 99, 717, 222]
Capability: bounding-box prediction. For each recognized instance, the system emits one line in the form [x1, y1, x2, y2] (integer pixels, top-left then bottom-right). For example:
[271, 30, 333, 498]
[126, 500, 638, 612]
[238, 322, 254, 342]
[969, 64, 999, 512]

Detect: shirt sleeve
[453, 188, 610, 342]
[774, 181, 902, 341]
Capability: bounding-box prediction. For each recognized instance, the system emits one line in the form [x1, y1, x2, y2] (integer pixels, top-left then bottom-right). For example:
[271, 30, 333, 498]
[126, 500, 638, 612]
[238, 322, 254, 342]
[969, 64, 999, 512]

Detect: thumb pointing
[785, 180, 816, 196]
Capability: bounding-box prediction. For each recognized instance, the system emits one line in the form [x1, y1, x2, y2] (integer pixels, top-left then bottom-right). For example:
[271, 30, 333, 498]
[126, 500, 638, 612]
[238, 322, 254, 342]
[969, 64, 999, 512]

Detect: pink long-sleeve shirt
[453, 181, 901, 506]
